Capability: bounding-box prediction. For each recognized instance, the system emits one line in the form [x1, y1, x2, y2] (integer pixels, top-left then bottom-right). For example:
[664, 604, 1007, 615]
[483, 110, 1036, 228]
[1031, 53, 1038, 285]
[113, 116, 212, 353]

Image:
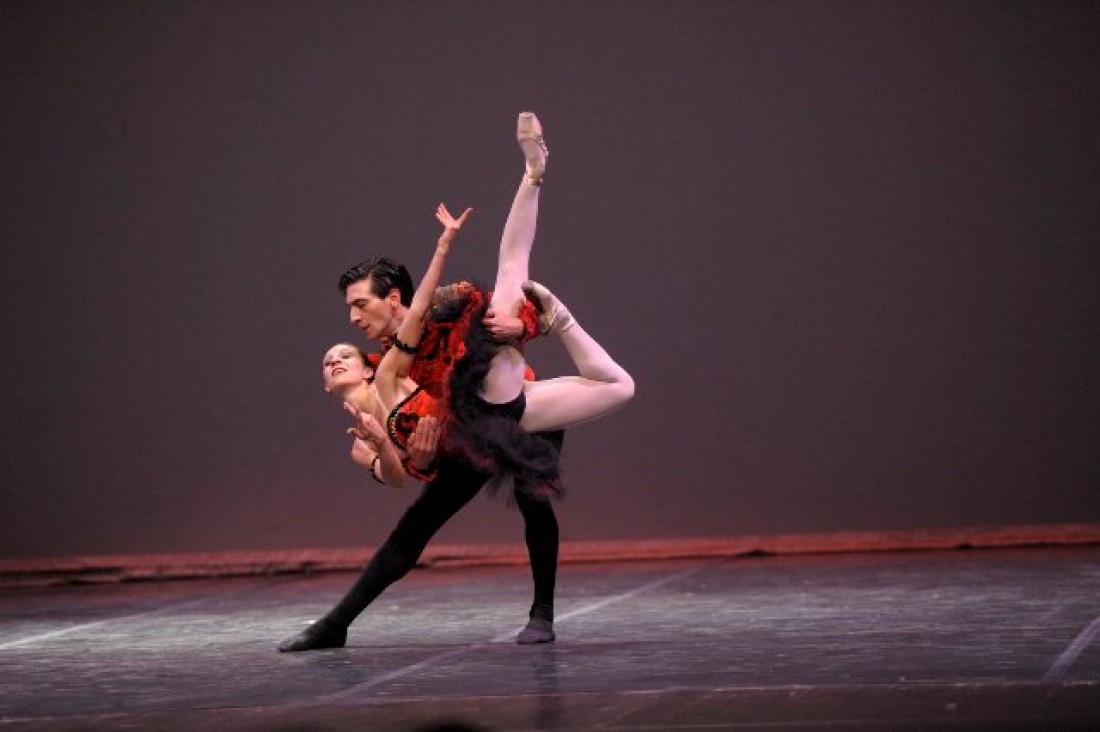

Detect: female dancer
[323, 250, 634, 494]
[370, 113, 633, 497]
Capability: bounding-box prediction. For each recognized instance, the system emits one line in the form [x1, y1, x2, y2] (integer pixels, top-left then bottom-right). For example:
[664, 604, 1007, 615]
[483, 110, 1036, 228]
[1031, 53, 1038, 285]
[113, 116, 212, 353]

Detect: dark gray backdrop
[3, 1, 1098, 559]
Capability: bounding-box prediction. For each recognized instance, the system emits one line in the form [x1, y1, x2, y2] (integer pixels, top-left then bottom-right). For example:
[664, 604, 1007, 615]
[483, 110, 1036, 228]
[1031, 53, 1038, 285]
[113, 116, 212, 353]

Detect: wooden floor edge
[2, 523, 1099, 588]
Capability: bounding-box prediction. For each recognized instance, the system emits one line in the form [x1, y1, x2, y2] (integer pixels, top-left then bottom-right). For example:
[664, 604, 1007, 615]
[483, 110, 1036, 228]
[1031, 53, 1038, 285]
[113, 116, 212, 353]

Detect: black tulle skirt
[433, 284, 565, 502]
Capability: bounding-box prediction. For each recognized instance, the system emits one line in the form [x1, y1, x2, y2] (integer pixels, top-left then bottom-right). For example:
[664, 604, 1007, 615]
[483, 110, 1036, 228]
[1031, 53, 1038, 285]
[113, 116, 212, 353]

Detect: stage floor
[2, 546, 1099, 731]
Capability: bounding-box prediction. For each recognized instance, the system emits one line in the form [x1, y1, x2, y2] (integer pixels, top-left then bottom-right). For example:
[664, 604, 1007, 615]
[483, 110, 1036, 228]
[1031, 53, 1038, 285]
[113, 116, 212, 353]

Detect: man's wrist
[409, 455, 433, 471]
[403, 456, 437, 482]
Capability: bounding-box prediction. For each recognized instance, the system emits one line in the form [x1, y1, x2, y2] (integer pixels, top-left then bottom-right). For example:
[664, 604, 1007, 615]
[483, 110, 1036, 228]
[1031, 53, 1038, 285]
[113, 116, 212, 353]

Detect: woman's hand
[349, 434, 377, 469]
[344, 402, 386, 447]
[435, 203, 474, 253]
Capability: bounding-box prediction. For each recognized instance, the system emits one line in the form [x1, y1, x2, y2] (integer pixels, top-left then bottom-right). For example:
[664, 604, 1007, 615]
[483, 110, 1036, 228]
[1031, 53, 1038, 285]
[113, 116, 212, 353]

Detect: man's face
[345, 279, 401, 343]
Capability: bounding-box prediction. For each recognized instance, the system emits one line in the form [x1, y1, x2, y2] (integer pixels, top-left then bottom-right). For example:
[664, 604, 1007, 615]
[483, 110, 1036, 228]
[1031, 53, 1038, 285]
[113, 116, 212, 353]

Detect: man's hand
[406, 415, 440, 471]
[482, 309, 526, 341]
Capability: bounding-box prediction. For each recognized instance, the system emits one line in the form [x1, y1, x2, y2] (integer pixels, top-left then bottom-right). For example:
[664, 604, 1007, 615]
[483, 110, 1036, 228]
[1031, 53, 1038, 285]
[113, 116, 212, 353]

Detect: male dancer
[278, 114, 558, 652]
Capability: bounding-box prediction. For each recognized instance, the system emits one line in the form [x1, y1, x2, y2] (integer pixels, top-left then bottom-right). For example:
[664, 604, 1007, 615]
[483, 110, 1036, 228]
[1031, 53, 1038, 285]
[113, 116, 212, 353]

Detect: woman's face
[321, 343, 373, 393]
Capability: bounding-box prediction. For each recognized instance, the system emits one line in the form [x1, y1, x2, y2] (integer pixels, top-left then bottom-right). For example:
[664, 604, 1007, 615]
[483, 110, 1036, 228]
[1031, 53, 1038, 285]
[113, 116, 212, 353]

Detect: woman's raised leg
[480, 112, 548, 404]
[519, 281, 635, 433]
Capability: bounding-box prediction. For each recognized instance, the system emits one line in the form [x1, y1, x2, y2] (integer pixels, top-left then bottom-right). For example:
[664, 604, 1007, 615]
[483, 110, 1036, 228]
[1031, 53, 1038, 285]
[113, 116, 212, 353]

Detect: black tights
[322, 451, 559, 629]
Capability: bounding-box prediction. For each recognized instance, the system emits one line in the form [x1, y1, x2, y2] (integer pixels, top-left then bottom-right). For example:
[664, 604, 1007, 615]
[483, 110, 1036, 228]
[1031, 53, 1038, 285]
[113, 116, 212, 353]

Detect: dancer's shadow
[529, 645, 564, 730]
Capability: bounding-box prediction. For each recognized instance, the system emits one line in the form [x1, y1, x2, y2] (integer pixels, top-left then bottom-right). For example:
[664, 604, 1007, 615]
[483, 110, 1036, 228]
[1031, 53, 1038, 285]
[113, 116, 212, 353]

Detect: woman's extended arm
[375, 204, 473, 408]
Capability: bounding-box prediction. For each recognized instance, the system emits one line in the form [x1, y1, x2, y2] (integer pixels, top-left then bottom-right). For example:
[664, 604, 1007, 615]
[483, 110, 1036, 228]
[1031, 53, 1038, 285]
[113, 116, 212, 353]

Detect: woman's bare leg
[519, 282, 634, 433]
[481, 112, 547, 404]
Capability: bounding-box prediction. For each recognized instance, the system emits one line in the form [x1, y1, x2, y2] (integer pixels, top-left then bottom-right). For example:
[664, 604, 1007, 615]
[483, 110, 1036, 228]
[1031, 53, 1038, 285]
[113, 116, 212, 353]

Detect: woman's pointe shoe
[517, 112, 548, 185]
[521, 280, 575, 336]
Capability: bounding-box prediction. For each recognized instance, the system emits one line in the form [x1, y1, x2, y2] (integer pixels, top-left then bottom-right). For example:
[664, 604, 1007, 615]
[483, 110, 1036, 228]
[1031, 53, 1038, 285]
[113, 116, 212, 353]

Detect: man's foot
[516, 616, 555, 644]
[277, 620, 347, 652]
[521, 280, 575, 335]
[517, 112, 548, 185]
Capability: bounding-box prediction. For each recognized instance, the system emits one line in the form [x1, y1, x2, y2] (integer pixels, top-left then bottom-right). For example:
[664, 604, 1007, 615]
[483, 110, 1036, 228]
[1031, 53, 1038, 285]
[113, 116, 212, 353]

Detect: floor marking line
[492, 561, 710, 643]
[0, 617, 124, 650]
[0, 599, 233, 651]
[0, 577, 293, 651]
[299, 560, 713, 706]
[1043, 613, 1100, 681]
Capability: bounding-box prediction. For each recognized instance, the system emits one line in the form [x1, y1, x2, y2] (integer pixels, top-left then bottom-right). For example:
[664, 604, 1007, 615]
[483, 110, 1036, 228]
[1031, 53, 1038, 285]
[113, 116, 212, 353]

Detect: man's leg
[514, 489, 559, 643]
[278, 458, 486, 652]
[512, 430, 562, 644]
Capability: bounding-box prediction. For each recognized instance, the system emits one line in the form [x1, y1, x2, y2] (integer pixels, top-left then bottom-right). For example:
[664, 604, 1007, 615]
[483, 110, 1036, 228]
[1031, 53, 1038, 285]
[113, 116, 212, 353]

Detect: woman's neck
[339, 381, 376, 411]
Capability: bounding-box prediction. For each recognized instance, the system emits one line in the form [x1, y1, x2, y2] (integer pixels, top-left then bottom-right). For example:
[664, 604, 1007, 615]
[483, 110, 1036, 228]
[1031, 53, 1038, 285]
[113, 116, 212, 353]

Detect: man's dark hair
[338, 256, 414, 305]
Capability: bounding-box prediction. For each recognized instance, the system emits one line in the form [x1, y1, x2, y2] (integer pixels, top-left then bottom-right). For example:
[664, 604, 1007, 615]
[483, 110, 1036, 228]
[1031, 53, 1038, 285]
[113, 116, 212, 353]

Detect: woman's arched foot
[517, 112, 548, 186]
[516, 616, 555, 644]
[522, 280, 575, 335]
[277, 620, 347, 652]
